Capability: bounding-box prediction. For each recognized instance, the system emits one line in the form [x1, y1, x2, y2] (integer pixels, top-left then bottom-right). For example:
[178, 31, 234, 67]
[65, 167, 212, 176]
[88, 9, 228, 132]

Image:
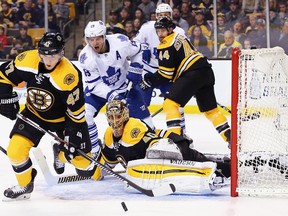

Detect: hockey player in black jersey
[0, 32, 96, 201]
[139, 16, 231, 148]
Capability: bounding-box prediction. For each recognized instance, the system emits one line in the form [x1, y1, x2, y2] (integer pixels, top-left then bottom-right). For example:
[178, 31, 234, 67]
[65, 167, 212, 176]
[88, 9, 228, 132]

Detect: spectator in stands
[7, 40, 24, 59]
[150, 11, 156, 21]
[180, 2, 195, 26]
[245, 13, 258, 34]
[214, 12, 229, 47]
[15, 25, 33, 49]
[138, 0, 156, 21]
[134, 7, 147, 24]
[272, 1, 288, 29]
[106, 9, 124, 30]
[0, 24, 8, 59]
[243, 37, 252, 49]
[172, 6, 189, 34]
[34, 0, 45, 28]
[218, 30, 242, 58]
[119, 6, 133, 27]
[189, 25, 212, 58]
[53, 0, 70, 35]
[232, 21, 246, 47]
[187, 10, 211, 39]
[15, 0, 39, 28]
[0, 1, 17, 28]
[271, 20, 288, 54]
[115, 0, 136, 21]
[124, 20, 137, 40]
[198, 0, 214, 21]
[246, 18, 267, 48]
[47, 2, 59, 33]
[133, 17, 142, 33]
[225, 0, 246, 30]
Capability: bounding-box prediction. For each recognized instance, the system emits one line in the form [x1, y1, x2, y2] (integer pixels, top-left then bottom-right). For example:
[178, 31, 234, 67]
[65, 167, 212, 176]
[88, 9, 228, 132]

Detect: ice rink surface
[0, 113, 287, 216]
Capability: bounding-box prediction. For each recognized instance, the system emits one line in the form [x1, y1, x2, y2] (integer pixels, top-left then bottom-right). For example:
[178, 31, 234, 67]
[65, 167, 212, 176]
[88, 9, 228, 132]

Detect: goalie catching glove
[0, 92, 19, 120]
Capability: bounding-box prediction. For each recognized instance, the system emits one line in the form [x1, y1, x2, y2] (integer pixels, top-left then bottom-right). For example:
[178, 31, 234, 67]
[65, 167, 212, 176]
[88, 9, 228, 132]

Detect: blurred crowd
[0, 0, 81, 59]
[103, 0, 288, 59]
[1, 0, 288, 60]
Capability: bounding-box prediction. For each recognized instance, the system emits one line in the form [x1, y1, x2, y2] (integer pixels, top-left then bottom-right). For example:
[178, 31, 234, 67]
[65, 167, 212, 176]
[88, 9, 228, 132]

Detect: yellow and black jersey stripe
[157, 32, 210, 82]
[0, 49, 86, 125]
[102, 118, 161, 165]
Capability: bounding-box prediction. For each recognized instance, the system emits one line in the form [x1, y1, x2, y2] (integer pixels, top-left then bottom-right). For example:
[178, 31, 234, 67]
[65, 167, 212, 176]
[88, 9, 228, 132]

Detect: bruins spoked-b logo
[27, 87, 54, 111]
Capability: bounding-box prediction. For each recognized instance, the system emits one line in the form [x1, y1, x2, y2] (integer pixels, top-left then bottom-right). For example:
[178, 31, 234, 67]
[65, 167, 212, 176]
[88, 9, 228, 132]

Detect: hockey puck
[121, 201, 128, 211]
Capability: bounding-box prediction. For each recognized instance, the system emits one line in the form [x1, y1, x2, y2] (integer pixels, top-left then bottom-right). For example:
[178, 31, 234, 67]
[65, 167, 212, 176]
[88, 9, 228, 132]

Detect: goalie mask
[106, 100, 129, 137]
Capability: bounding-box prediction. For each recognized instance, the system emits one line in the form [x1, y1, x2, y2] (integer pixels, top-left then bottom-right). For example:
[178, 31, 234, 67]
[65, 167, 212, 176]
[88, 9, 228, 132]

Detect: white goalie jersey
[134, 21, 187, 74]
[78, 33, 142, 99]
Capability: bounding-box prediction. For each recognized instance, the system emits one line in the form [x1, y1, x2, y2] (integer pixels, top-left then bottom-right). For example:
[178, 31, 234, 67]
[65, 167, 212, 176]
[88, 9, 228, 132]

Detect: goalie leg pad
[126, 158, 219, 194]
[146, 138, 183, 160]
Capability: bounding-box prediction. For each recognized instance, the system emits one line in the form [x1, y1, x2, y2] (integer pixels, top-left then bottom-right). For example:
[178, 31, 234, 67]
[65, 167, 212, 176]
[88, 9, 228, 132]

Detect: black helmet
[38, 32, 65, 55]
[154, 16, 175, 30]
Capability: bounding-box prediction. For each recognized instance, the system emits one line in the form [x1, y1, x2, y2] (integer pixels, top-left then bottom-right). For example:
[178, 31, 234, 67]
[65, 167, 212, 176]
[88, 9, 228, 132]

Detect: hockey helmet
[84, 20, 106, 38]
[106, 100, 129, 137]
[38, 32, 65, 55]
[155, 3, 172, 18]
[154, 16, 175, 30]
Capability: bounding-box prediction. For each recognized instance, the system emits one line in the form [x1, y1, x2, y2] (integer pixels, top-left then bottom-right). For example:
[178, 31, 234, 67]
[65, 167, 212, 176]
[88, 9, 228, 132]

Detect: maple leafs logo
[102, 66, 121, 86]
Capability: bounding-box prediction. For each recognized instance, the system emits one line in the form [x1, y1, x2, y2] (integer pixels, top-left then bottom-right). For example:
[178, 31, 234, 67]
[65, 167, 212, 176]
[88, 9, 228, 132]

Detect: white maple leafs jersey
[134, 21, 186, 74]
[78, 34, 142, 99]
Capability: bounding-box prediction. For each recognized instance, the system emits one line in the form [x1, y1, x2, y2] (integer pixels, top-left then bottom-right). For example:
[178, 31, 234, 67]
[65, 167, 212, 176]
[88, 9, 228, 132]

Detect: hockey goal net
[231, 47, 288, 197]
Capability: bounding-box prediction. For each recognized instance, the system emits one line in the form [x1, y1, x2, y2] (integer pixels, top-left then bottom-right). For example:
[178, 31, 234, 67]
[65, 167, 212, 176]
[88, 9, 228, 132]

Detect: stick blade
[151, 183, 176, 197]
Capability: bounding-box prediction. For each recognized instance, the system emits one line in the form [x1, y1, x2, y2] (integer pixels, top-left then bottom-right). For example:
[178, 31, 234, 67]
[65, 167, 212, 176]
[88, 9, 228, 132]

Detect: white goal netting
[236, 47, 288, 196]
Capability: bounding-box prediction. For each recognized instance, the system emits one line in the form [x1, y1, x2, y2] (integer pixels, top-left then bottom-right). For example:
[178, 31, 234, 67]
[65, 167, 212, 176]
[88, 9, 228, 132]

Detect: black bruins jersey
[0, 50, 86, 126]
[101, 118, 161, 168]
[157, 32, 211, 82]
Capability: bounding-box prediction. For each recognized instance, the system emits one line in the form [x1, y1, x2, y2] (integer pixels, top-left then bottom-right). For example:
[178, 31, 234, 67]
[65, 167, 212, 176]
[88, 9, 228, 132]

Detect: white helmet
[84, 20, 106, 38]
[156, 3, 172, 18]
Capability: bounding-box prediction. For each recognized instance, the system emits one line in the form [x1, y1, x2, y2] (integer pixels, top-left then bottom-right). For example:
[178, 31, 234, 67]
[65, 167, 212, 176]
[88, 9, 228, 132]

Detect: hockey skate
[3, 168, 37, 201]
[91, 139, 102, 160]
[209, 174, 231, 191]
[53, 143, 65, 174]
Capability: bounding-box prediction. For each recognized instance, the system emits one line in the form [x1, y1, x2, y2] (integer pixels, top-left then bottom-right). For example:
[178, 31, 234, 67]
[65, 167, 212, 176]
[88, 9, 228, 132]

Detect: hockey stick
[16, 113, 176, 197]
[217, 102, 261, 121]
[33, 147, 125, 185]
[151, 107, 163, 118]
[0, 145, 7, 155]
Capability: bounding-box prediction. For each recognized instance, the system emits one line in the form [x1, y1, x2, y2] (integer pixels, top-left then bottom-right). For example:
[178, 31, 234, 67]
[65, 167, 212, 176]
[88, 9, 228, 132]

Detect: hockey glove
[141, 43, 151, 64]
[139, 73, 152, 91]
[63, 127, 86, 162]
[106, 90, 124, 102]
[0, 92, 19, 120]
[126, 62, 143, 85]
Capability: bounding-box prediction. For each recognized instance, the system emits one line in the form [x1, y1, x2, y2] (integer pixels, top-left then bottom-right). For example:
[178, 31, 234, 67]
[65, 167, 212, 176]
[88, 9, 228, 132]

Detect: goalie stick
[16, 113, 176, 197]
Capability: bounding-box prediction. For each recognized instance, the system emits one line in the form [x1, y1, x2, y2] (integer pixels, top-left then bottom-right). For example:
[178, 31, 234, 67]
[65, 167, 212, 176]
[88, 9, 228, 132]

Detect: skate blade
[2, 193, 31, 202]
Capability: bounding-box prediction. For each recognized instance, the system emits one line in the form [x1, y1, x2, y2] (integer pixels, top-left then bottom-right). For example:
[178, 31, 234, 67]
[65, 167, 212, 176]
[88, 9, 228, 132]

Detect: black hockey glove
[63, 127, 86, 162]
[0, 92, 19, 120]
[139, 73, 152, 91]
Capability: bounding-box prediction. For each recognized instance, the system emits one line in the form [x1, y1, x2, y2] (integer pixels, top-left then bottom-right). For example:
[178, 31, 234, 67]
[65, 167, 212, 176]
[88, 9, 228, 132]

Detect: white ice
[0, 113, 287, 216]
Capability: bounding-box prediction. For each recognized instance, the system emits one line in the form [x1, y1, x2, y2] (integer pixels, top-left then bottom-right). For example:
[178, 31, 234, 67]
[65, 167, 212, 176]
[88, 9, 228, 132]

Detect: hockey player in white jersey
[134, 3, 189, 134]
[78, 20, 153, 157]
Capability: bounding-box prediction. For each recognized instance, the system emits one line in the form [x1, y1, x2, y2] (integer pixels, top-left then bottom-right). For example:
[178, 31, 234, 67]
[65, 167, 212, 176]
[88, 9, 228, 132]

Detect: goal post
[231, 46, 288, 197]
